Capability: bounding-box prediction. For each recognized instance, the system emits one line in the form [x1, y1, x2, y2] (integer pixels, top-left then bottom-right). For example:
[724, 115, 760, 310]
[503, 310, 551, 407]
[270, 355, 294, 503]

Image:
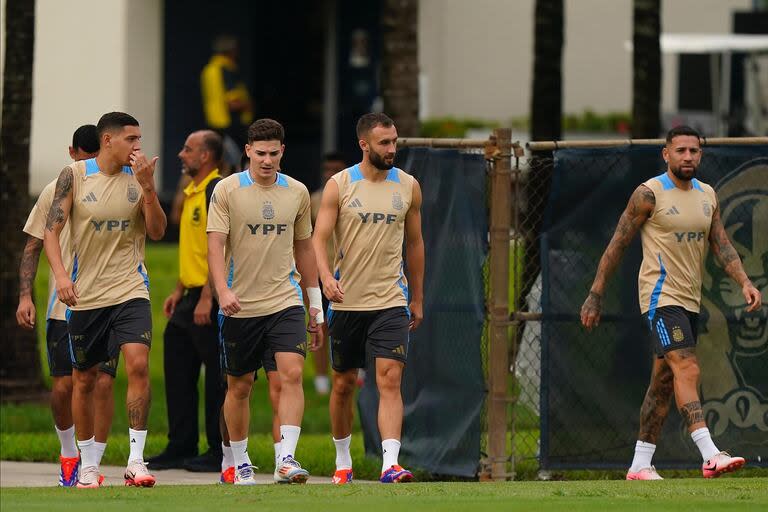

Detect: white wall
[23, 0, 162, 194]
[419, 0, 753, 121]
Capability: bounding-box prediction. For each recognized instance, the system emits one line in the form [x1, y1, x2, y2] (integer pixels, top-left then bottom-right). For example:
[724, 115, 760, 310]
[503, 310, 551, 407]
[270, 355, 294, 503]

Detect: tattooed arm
[43, 166, 78, 307]
[580, 185, 656, 330]
[15, 236, 44, 329]
[708, 202, 762, 313]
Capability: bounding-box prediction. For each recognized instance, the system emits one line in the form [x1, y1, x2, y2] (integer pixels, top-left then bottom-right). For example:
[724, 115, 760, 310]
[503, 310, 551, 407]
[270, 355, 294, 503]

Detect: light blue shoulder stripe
[349, 165, 363, 183]
[276, 173, 289, 188]
[691, 178, 704, 192]
[655, 173, 675, 190]
[238, 170, 253, 187]
[85, 158, 99, 176]
[386, 167, 401, 183]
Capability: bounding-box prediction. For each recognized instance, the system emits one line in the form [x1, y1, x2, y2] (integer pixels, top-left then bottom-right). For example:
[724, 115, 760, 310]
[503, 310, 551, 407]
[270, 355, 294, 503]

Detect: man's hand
[194, 295, 213, 326]
[320, 274, 344, 302]
[16, 296, 36, 329]
[130, 151, 160, 192]
[307, 306, 323, 351]
[56, 275, 78, 307]
[743, 281, 763, 313]
[580, 291, 602, 331]
[409, 300, 423, 330]
[163, 288, 183, 318]
[218, 288, 241, 316]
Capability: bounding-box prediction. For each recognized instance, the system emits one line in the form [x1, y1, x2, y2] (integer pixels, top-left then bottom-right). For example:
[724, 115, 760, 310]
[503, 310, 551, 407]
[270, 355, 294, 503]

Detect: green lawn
[2, 479, 766, 512]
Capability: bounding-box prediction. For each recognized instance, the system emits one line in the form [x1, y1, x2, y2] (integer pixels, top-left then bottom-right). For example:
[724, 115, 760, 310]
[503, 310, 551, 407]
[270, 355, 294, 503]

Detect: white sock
[128, 428, 147, 463]
[222, 442, 234, 470]
[279, 425, 301, 462]
[77, 437, 98, 468]
[230, 439, 251, 468]
[55, 425, 78, 458]
[93, 441, 107, 466]
[381, 438, 401, 472]
[273, 442, 282, 467]
[314, 375, 330, 394]
[629, 440, 656, 472]
[691, 427, 720, 461]
[333, 435, 352, 470]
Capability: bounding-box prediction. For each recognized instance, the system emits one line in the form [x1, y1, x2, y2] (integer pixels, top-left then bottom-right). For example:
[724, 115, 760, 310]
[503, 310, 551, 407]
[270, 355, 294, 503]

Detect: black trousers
[162, 287, 223, 456]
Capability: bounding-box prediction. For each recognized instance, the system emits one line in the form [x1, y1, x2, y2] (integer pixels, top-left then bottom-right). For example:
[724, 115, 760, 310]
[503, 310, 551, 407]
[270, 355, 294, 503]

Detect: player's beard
[185, 164, 200, 178]
[670, 163, 696, 181]
[369, 149, 394, 171]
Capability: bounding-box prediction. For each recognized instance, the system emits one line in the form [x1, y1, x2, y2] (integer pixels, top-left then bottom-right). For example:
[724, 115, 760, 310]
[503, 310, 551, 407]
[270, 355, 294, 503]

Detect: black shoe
[146, 450, 196, 470]
[182, 449, 223, 473]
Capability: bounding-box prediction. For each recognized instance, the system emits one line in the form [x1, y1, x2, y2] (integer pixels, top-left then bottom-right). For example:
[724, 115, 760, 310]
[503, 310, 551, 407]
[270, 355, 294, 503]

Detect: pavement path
[0, 461, 338, 487]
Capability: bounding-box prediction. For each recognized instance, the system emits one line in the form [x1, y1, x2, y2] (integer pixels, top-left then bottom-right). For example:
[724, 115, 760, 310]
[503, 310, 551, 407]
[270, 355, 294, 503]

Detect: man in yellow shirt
[147, 131, 224, 472]
[201, 34, 253, 170]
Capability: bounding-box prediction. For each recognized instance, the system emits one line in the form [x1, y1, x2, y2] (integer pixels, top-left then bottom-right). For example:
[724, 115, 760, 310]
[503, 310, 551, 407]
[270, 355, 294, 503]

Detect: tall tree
[1, 0, 46, 401]
[631, 0, 661, 138]
[381, 0, 419, 136]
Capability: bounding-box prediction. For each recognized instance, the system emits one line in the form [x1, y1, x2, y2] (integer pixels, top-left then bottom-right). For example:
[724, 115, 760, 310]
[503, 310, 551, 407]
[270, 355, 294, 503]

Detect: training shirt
[329, 165, 414, 311]
[179, 170, 221, 288]
[67, 158, 150, 310]
[207, 171, 312, 317]
[23, 179, 70, 321]
[638, 172, 718, 317]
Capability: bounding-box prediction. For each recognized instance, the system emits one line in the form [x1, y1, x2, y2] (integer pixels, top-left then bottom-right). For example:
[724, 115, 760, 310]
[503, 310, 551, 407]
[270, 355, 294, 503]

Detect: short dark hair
[323, 151, 346, 164]
[201, 130, 223, 163]
[356, 113, 394, 139]
[666, 125, 701, 144]
[96, 112, 139, 139]
[247, 119, 284, 143]
[72, 124, 99, 153]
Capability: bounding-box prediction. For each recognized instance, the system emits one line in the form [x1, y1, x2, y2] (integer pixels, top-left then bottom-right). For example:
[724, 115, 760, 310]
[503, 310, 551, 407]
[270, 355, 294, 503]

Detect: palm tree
[1, 0, 46, 401]
[631, 0, 661, 138]
[381, 0, 420, 136]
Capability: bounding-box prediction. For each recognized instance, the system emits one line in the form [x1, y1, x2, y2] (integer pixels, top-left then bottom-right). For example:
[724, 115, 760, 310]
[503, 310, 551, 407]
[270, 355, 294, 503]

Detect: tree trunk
[631, 0, 661, 138]
[1, 0, 46, 402]
[381, 0, 420, 136]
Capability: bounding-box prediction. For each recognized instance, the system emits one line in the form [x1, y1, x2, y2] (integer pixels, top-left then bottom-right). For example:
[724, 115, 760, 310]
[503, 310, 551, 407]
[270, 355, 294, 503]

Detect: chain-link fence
[398, 134, 768, 481]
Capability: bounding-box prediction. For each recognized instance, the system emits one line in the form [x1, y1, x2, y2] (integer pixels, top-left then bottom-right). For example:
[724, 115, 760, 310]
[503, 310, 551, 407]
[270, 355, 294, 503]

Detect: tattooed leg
[123, 343, 151, 429]
[637, 358, 674, 444]
[664, 348, 706, 432]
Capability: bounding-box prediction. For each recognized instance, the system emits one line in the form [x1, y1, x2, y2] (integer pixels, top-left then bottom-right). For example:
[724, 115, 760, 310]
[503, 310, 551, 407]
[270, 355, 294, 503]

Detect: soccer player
[312, 113, 425, 484]
[309, 152, 348, 395]
[207, 118, 323, 486]
[16, 125, 117, 486]
[44, 112, 167, 488]
[580, 125, 762, 480]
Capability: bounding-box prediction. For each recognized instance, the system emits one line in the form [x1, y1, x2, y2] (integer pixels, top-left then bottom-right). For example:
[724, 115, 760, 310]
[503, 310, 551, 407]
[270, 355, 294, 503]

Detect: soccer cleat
[274, 456, 309, 484]
[59, 455, 80, 487]
[76, 465, 101, 488]
[379, 465, 414, 483]
[332, 468, 353, 485]
[220, 466, 235, 484]
[124, 459, 156, 487]
[626, 466, 663, 480]
[702, 451, 745, 478]
[234, 463, 258, 485]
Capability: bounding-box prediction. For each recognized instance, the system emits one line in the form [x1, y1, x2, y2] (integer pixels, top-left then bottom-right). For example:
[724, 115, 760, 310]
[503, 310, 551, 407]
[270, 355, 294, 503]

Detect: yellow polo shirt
[180, 170, 221, 288]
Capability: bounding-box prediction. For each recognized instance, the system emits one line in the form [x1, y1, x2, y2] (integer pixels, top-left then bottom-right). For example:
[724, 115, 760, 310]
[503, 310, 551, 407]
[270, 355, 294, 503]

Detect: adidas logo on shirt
[665, 206, 680, 215]
[82, 192, 98, 203]
[348, 198, 363, 208]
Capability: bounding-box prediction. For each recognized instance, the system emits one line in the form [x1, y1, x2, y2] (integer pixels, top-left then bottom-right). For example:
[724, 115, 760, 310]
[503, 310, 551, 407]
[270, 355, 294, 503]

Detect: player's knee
[331, 372, 357, 397]
[227, 379, 252, 401]
[279, 364, 303, 386]
[51, 377, 73, 401]
[376, 364, 402, 394]
[125, 360, 149, 381]
[94, 372, 114, 395]
[73, 371, 97, 393]
[670, 358, 700, 383]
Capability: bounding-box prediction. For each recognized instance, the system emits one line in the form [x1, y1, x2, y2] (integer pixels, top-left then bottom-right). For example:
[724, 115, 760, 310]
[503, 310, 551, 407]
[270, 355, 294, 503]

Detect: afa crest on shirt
[127, 185, 139, 203]
[702, 201, 712, 217]
[263, 201, 275, 220]
[392, 192, 403, 211]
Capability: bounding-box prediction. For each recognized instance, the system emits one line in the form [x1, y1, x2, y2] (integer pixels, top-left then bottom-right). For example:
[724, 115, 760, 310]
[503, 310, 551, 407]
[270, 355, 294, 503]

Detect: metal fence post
[488, 128, 512, 480]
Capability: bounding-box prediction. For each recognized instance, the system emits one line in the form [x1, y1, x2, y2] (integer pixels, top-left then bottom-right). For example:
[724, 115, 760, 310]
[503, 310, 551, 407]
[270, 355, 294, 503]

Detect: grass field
[2, 479, 767, 512]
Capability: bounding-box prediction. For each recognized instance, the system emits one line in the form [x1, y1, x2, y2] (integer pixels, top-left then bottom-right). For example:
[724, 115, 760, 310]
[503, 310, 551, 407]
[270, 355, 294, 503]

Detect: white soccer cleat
[274, 456, 309, 484]
[124, 459, 156, 487]
[626, 466, 663, 480]
[234, 463, 258, 485]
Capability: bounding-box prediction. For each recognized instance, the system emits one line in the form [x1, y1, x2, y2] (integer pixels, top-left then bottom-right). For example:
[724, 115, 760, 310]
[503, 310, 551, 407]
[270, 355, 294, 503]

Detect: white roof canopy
[624, 34, 768, 54]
